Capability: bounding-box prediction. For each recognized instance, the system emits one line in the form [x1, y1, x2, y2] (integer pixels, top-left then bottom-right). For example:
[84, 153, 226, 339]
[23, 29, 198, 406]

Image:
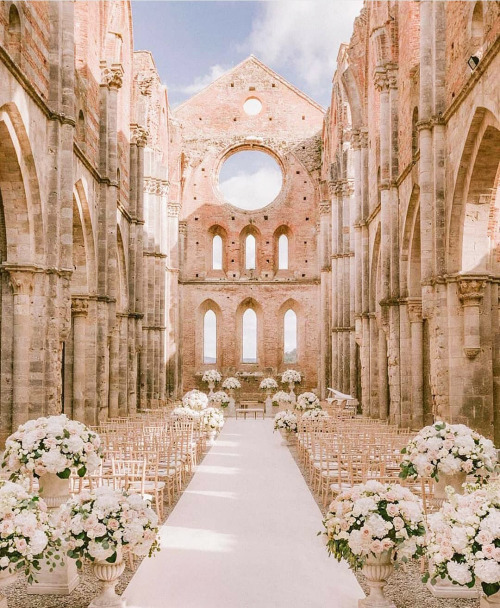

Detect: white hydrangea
[182, 389, 209, 411]
[272, 391, 292, 406]
[295, 392, 320, 411]
[222, 377, 241, 390]
[202, 370, 222, 384]
[281, 369, 301, 384]
[260, 377, 278, 391]
[273, 410, 298, 432]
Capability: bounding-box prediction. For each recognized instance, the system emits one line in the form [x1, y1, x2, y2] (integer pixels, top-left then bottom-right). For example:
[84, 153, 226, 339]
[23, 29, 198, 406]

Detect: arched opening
[283, 309, 297, 363]
[471, 2, 484, 45]
[212, 234, 223, 270]
[278, 234, 288, 270]
[7, 4, 21, 62]
[242, 308, 257, 363]
[77, 110, 85, 146]
[245, 233, 256, 270]
[203, 310, 217, 364]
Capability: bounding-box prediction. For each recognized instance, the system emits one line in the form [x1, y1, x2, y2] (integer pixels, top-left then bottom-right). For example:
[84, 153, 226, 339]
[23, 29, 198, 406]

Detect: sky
[131, 1, 364, 109]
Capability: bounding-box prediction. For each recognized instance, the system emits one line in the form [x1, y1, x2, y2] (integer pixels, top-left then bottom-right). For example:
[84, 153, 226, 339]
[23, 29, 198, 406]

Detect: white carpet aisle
[123, 419, 365, 608]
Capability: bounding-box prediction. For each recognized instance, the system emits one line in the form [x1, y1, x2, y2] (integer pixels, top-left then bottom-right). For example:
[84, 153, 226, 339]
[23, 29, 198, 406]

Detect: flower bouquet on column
[425, 483, 500, 605]
[202, 370, 222, 396]
[322, 481, 426, 608]
[295, 392, 321, 418]
[0, 481, 59, 607]
[281, 369, 301, 404]
[273, 410, 298, 446]
[202, 408, 225, 446]
[260, 378, 278, 416]
[181, 389, 209, 411]
[210, 391, 230, 411]
[221, 377, 241, 416]
[58, 487, 160, 608]
[1, 414, 103, 595]
[272, 390, 292, 412]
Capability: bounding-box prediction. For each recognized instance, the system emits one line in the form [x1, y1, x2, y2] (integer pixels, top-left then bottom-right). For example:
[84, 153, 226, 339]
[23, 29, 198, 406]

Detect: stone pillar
[319, 200, 331, 398]
[167, 204, 181, 397]
[369, 314, 379, 417]
[378, 318, 389, 420]
[118, 315, 128, 417]
[71, 298, 88, 423]
[408, 301, 424, 429]
[7, 269, 34, 430]
[108, 326, 119, 418]
[328, 181, 339, 390]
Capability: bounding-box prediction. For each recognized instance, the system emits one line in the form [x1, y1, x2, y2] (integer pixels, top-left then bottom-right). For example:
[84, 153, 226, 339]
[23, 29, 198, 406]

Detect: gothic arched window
[245, 234, 256, 270]
[203, 310, 217, 364]
[212, 235, 223, 270]
[278, 234, 289, 269]
[283, 309, 297, 363]
[242, 308, 257, 363]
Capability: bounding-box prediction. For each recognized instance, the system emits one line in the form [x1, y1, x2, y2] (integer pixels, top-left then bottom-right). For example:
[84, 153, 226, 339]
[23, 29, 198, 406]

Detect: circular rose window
[218, 150, 283, 211]
[243, 97, 262, 116]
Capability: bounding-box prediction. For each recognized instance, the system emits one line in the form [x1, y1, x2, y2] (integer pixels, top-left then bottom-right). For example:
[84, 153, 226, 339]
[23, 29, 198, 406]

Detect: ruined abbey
[0, 0, 499, 446]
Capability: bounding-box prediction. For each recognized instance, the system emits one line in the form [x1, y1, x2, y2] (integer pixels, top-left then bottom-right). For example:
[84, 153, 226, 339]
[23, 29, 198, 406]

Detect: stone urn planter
[28, 473, 79, 595]
[265, 390, 273, 416]
[0, 568, 17, 608]
[359, 551, 396, 608]
[280, 429, 295, 446]
[227, 388, 236, 416]
[480, 589, 500, 607]
[288, 382, 297, 405]
[207, 381, 215, 396]
[89, 547, 126, 608]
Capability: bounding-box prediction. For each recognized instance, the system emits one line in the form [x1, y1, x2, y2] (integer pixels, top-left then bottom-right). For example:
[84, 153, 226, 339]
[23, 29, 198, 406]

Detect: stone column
[118, 315, 128, 417]
[71, 298, 88, 423]
[378, 317, 389, 421]
[368, 314, 378, 418]
[319, 200, 331, 397]
[7, 269, 34, 430]
[328, 181, 339, 390]
[108, 326, 119, 418]
[408, 301, 424, 429]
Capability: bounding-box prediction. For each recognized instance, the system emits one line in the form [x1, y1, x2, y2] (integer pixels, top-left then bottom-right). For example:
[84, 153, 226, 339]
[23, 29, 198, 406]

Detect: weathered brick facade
[0, 0, 498, 444]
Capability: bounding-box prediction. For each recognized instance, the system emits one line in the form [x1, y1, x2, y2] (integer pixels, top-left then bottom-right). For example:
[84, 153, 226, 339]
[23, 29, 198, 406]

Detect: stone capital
[360, 129, 369, 149]
[131, 125, 149, 147]
[407, 300, 423, 323]
[342, 181, 354, 198]
[101, 63, 124, 90]
[6, 268, 34, 296]
[137, 75, 155, 96]
[168, 203, 181, 218]
[458, 278, 486, 305]
[387, 67, 398, 90]
[319, 201, 331, 215]
[373, 68, 389, 92]
[178, 221, 187, 235]
[351, 130, 361, 150]
[71, 298, 88, 317]
[327, 180, 338, 196]
[144, 178, 158, 194]
[159, 181, 170, 197]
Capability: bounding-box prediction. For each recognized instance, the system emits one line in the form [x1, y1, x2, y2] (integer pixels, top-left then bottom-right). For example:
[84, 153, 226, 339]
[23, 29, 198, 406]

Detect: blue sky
[132, 1, 364, 109]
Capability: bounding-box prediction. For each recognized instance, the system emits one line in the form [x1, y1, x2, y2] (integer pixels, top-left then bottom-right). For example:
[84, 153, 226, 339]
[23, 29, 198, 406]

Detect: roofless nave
[0, 0, 499, 446]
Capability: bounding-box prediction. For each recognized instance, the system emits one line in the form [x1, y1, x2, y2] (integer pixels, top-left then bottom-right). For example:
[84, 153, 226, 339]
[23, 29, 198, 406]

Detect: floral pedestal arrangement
[295, 392, 320, 414]
[202, 370, 222, 397]
[322, 481, 425, 608]
[1, 415, 103, 596]
[280, 429, 295, 446]
[0, 569, 16, 608]
[274, 410, 297, 446]
[210, 391, 231, 418]
[260, 378, 278, 416]
[182, 389, 209, 412]
[272, 391, 292, 412]
[426, 484, 499, 602]
[281, 370, 301, 405]
[359, 551, 396, 608]
[59, 487, 159, 608]
[203, 408, 224, 447]
[222, 378, 241, 417]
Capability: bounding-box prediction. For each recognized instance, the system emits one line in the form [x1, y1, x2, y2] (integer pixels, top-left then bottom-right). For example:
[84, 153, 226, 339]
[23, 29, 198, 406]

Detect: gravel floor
[288, 441, 480, 608]
[5, 437, 480, 608]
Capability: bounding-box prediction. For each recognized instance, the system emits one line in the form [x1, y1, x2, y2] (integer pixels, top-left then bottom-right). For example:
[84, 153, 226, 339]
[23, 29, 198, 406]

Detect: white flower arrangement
[59, 486, 159, 567]
[296, 392, 321, 411]
[181, 389, 209, 411]
[0, 481, 58, 583]
[210, 391, 230, 409]
[273, 410, 298, 433]
[425, 484, 500, 597]
[400, 421, 497, 482]
[222, 377, 241, 391]
[323, 480, 426, 570]
[260, 377, 278, 391]
[202, 370, 222, 384]
[281, 369, 301, 384]
[1, 414, 102, 481]
[171, 407, 201, 421]
[272, 391, 292, 407]
[203, 408, 225, 431]
[302, 408, 329, 421]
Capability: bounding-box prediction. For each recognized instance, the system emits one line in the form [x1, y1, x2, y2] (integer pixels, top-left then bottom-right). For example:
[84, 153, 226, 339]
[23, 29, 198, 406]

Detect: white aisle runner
[123, 419, 364, 608]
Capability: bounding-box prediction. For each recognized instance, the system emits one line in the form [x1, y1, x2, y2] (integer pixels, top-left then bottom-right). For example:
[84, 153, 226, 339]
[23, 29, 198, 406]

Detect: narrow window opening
[278, 234, 289, 270]
[7, 4, 21, 61]
[242, 309, 257, 363]
[212, 235, 223, 270]
[203, 310, 217, 364]
[245, 234, 256, 270]
[284, 309, 297, 363]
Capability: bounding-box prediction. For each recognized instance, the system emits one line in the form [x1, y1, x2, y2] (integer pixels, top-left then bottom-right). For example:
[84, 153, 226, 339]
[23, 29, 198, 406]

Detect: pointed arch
[198, 299, 222, 367]
[370, 223, 382, 311]
[207, 224, 227, 273]
[116, 224, 128, 313]
[236, 297, 263, 366]
[273, 225, 293, 273]
[73, 180, 97, 294]
[239, 225, 261, 274]
[278, 298, 303, 366]
[401, 185, 421, 298]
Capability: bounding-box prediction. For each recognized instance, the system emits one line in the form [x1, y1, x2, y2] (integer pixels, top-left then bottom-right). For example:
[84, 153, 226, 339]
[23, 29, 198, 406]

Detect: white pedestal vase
[288, 382, 297, 405]
[207, 430, 217, 447]
[427, 471, 477, 599]
[0, 569, 17, 608]
[207, 381, 215, 396]
[359, 551, 396, 608]
[28, 473, 79, 595]
[89, 547, 126, 608]
[280, 429, 295, 446]
[481, 590, 500, 607]
[227, 389, 236, 417]
[265, 391, 273, 416]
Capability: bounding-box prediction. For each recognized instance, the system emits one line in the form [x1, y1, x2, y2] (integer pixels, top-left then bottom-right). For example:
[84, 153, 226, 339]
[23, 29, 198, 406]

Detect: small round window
[243, 97, 262, 116]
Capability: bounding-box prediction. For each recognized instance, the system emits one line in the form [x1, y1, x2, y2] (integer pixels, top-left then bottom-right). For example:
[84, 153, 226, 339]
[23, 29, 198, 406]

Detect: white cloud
[219, 166, 282, 211]
[241, 1, 363, 97]
[175, 64, 228, 96]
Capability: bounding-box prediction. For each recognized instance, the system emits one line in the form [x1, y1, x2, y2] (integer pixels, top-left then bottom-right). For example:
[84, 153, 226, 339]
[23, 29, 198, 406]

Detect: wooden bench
[235, 408, 265, 420]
